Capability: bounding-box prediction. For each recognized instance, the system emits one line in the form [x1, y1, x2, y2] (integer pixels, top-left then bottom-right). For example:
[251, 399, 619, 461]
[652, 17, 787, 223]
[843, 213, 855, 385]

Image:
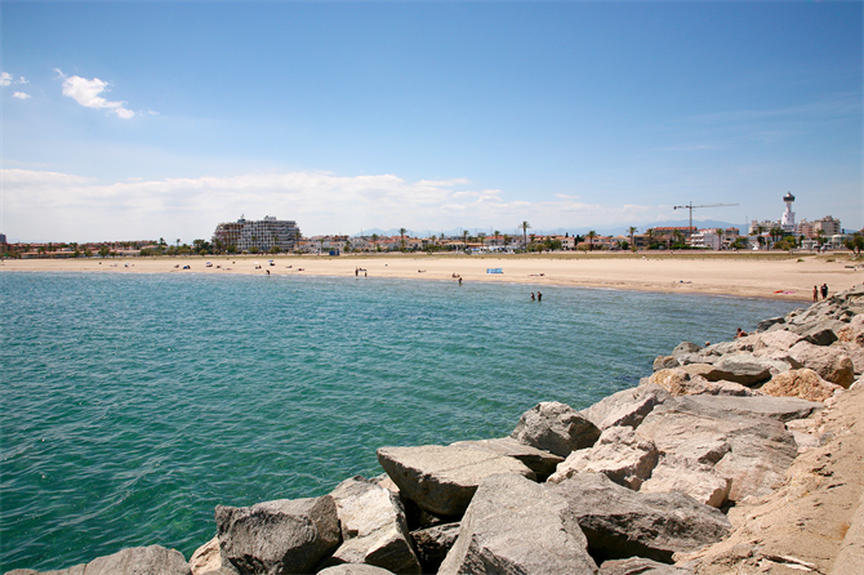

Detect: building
[781, 192, 796, 233]
[212, 216, 301, 253]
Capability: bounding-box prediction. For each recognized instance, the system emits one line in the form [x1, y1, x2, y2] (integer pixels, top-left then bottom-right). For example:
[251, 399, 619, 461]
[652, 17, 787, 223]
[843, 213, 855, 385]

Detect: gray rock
[376, 445, 535, 517]
[580, 386, 670, 429]
[710, 354, 773, 386]
[438, 474, 598, 575]
[753, 329, 803, 352]
[653, 355, 680, 371]
[6, 546, 191, 575]
[450, 436, 564, 481]
[672, 342, 703, 357]
[328, 477, 420, 574]
[215, 495, 340, 575]
[788, 340, 856, 387]
[409, 522, 460, 574]
[548, 426, 659, 490]
[549, 473, 730, 564]
[801, 324, 840, 346]
[316, 566, 396, 575]
[683, 394, 821, 423]
[510, 401, 601, 457]
[599, 557, 694, 574]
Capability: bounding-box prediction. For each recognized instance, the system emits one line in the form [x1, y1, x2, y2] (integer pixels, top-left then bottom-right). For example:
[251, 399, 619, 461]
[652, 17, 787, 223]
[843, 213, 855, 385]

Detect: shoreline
[3, 252, 862, 302]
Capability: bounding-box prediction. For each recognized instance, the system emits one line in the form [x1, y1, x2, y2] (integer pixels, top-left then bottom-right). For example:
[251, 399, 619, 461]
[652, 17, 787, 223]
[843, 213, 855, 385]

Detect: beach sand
[3, 252, 862, 302]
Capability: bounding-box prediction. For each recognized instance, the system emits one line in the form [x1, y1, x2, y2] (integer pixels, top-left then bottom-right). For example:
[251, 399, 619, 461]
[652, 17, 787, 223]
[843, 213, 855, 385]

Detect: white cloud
[12, 92, 31, 100]
[0, 72, 12, 86]
[2, 168, 668, 242]
[59, 73, 136, 119]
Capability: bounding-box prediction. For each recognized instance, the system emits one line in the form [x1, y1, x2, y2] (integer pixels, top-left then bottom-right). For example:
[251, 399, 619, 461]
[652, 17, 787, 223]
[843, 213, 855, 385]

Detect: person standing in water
[537, 291, 542, 302]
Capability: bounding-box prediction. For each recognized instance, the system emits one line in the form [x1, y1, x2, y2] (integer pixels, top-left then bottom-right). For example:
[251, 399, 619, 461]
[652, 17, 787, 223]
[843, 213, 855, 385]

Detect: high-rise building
[213, 216, 301, 253]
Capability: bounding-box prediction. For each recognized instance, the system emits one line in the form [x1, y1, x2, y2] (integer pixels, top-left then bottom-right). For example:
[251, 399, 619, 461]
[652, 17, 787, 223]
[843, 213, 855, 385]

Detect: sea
[0, 271, 800, 572]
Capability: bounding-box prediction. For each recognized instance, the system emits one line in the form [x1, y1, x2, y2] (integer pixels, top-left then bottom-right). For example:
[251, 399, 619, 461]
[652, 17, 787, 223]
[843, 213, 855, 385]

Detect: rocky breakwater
[9, 285, 864, 575]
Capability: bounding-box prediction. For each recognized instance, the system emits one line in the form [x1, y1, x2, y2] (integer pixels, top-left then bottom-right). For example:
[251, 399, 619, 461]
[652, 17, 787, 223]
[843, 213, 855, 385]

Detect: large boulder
[682, 394, 821, 423]
[510, 401, 601, 457]
[450, 437, 564, 481]
[753, 329, 803, 353]
[646, 369, 756, 397]
[635, 396, 799, 502]
[759, 368, 843, 402]
[376, 445, 535, 517]
[215, 495, 341, 575]
[639, 454, 732, 509]
[438, 474, 598, 575]
[6, 546, 192, 575]
[788, 341, 856, 387]
[548, 473, 730, 564]
[580, 385, 670, 429]
[327, 477, 420, 574]
[548, 426, 658, 490]
[189, 536, 223, 575]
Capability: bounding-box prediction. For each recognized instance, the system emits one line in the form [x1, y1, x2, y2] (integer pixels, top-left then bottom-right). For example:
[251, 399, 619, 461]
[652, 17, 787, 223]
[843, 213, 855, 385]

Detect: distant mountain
[351, 220, 745, 239]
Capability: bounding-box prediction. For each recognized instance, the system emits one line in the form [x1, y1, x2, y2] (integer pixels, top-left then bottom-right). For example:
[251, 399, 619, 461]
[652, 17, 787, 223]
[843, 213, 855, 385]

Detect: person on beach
[735, 327, 748, 338]
[537, 291, 542, 302]
[821, 284, 829, 299]
[530, 292, 535, 301]
[813, 286, 819, 303]
[458, 277, 462, 285]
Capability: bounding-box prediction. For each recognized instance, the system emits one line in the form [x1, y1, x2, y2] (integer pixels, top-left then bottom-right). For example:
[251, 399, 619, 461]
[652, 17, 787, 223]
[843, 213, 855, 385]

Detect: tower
[781, 192, 796, 233]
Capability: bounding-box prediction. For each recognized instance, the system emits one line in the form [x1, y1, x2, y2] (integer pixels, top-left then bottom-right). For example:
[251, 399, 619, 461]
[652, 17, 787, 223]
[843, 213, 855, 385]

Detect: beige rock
[788, 341, 855, 388]
[760, 368, 842, 402]
[189, 536, 221, 575]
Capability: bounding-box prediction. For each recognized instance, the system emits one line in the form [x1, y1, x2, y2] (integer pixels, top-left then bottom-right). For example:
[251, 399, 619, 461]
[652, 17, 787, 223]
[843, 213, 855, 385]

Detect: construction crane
[673, 202, 739, 233]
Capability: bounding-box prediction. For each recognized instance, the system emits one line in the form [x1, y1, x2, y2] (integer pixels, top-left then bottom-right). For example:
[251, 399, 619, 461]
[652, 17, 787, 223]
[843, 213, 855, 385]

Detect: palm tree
[520, 221, 531, 249]
[399, 228, 407, 251]
[493, 230, 501, 246]
[628, 226, 638, 251]
[586, 230, 597, 251]
[645, 228, 655, 249]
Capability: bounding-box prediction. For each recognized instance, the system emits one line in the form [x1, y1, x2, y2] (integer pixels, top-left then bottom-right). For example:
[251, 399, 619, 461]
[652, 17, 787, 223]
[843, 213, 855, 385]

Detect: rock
[510, 401, 601, 457]
[316, 566, 396, 575]
[710, 354, 773, 386]
[189, 536, 222, 575]
[639, 455, 732, 508]
[438, 474, 598, 575]
[598, 393, 664, 429]
[6, 546, 192, 575]
[327, 477, 420, 574]
[646, 369, 757, 397]
[635, 396, 799, 502]
[599, 557, 694, 574]
[580, 385, 670, 429]
[789, 340, 856, 387]
[450, 436, 564, 481]
[683, 394, 822, 423]
[215, 495, 341, 575]
[548, 426, 659, 490]
[760, 368, 843, 402]
[753, 329, 803, 353]
[549, 472, 730, 564]
[409, 522, 460, 574]
[801, 324, 840, 346]
[672, 341, 703, 357]
[653, 355, 680, 371]
[376, 445, 535, 517]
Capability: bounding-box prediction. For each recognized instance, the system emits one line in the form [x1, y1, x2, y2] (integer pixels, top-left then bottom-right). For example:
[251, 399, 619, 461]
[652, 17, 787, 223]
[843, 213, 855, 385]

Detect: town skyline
[2, 2, 861, 243]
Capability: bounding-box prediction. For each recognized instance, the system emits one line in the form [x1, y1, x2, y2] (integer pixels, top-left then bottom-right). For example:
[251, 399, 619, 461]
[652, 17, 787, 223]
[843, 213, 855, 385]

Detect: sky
[1, 1, 861, 243]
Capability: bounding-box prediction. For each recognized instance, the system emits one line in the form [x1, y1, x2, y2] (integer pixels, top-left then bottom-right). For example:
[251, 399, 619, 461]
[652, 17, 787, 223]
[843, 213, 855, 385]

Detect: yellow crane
[673, 202, 739, 234]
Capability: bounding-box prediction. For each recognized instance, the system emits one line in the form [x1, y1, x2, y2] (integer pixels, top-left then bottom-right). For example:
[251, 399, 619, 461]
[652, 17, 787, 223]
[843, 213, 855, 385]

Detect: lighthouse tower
[781, 192, 796, 233]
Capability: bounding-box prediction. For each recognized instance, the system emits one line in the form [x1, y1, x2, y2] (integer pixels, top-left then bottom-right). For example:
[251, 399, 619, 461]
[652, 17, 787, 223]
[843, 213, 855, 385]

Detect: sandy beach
[4, 252, 863, 302]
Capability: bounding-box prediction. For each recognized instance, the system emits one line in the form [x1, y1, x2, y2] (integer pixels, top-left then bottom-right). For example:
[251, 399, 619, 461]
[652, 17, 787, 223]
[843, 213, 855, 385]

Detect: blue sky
[1, 1, 861, 243]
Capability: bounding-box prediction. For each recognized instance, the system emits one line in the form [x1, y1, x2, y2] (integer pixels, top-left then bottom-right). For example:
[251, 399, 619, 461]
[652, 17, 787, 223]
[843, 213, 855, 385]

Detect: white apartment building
[213, 216, 301, 253]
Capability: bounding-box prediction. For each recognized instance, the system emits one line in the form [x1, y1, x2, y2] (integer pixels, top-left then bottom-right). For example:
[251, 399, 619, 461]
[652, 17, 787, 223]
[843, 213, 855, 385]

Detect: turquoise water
[0, 272, 798, 572]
